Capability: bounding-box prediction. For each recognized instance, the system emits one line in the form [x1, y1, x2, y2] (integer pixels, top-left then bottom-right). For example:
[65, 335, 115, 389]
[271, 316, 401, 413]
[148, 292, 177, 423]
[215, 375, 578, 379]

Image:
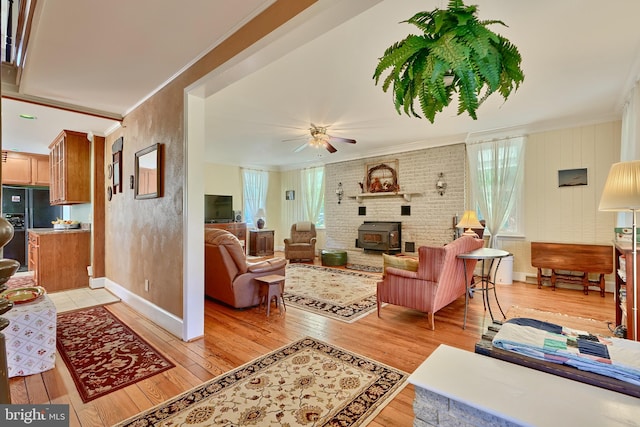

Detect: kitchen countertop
[28, 228, 90, 235]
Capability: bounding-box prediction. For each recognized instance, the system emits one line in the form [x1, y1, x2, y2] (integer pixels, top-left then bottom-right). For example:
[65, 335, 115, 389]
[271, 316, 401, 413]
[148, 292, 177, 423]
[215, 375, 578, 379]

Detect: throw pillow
[382, 253, 419, 277]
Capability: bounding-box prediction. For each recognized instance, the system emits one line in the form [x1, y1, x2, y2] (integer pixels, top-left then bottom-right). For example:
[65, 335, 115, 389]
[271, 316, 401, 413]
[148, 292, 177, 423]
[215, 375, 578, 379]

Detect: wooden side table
[255, 274, 286, 316]
[249, 229, 274, 256]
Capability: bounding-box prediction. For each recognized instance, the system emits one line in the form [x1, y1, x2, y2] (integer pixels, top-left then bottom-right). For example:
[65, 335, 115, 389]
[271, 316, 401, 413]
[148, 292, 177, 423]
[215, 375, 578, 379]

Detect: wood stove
[356, 221, 401, 253]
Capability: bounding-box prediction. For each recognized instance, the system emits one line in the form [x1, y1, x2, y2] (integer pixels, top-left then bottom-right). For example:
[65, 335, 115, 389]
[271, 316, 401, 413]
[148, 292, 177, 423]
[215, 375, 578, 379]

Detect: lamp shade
[456, 210, 482, 229]
[599, 161, 640, 211]
[256, 208, 266, 218]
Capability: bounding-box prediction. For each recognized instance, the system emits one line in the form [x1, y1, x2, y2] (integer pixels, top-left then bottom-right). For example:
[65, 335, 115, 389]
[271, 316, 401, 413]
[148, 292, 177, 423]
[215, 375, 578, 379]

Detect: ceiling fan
[288, 123, 356, 154]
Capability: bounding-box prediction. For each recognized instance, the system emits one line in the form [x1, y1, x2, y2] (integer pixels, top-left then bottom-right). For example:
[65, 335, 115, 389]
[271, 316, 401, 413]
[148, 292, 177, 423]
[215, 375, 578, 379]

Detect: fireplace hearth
[356, 221, 401, 253]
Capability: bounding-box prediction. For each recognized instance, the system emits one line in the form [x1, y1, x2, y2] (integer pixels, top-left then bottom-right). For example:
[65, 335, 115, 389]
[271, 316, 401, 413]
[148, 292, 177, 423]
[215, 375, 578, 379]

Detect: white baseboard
[104, 278, 184, 338]
[89, 277, 105, 289]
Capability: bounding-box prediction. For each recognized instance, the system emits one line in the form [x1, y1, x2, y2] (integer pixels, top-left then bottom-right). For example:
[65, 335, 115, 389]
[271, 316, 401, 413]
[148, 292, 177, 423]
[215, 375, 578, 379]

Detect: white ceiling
[3, 0, 640, 168]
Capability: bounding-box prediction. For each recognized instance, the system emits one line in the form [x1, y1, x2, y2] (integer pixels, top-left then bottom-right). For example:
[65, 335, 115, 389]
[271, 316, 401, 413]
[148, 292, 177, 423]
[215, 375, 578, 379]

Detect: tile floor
[48, 287, 120, 313]
[11, 270, 120, 313]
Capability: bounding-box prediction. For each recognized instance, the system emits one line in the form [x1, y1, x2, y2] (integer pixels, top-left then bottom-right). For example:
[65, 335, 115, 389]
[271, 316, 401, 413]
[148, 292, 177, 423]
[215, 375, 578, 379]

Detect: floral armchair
[284, 222, 317, 261]
[377, 235, 483, 330]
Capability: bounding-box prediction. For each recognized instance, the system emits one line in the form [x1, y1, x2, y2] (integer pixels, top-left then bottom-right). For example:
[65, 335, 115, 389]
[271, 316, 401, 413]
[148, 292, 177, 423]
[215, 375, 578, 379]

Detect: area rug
[5, 274, 36, 289]
[115, 336, 408, 427]
[346, 263, 383, 273]
[56, 306, 175, 402]
[284, 264, 381, 323]
[505, 305, 613, 337]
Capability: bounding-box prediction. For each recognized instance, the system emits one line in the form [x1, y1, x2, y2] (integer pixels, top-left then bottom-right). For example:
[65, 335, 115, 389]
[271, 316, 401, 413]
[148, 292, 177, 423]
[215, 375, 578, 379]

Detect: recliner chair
[284, 222, 317, 261]
[205, 228, 286, 308]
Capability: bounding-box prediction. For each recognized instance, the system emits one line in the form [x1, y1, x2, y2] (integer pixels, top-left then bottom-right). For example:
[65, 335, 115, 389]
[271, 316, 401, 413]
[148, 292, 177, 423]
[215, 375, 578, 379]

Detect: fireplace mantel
[349, 191, 422, 203]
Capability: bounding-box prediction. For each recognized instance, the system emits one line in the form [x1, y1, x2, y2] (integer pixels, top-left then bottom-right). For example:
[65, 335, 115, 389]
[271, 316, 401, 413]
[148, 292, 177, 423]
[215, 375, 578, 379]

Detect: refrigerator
[2, 185, 63, 271]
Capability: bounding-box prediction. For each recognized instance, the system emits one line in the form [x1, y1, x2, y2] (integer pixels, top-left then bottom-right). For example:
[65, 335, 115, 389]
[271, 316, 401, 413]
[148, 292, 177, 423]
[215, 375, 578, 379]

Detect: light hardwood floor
[9, 263, 616, 426]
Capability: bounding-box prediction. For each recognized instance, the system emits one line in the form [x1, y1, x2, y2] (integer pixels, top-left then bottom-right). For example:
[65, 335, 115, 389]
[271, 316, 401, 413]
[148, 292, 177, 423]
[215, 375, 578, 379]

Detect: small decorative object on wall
[436, 172, 447, 196]
[365, 160, 399, 193]
[336, 182, 344, 204]
[401, 205, 411, 216]
[558, 168, 588, 187]
[285, 190, 295, 200]
[112, 137, 123, 194]
[359, 206, 366, 216]
[373, 0, 524, 123]
[135, 143, 162, 200]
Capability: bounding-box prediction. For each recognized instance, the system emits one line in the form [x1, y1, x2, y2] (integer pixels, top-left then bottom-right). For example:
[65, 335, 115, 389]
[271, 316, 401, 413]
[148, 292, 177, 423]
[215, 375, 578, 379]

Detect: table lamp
[599, 160, 640, 341]
[256, 208, 266, 229]
[456, 210, 483, 237]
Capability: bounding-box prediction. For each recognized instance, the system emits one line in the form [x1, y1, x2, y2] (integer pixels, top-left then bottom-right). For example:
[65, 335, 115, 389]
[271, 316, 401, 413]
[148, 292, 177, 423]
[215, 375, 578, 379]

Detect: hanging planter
[373, 0, 524, 123]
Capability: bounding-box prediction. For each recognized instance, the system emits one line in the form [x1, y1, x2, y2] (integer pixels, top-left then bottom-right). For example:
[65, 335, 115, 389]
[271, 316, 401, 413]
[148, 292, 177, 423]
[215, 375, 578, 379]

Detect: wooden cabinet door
[31, 154, 50, 186]
[2, 152, 32, 185]
[28, 233, 39, 285]
[48, 130, 90, 205]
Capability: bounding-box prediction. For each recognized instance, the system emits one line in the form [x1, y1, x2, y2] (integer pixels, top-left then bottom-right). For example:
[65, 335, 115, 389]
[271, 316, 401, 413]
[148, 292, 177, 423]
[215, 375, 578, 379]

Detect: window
[301, 166, 325, 227]
[242, 168, 268, 228]
[467, 136, 526, 245]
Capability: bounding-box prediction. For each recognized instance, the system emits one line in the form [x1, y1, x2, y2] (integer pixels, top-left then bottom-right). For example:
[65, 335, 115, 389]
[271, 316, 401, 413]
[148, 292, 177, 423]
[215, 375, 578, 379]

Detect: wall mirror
[135, 143, 162, 199]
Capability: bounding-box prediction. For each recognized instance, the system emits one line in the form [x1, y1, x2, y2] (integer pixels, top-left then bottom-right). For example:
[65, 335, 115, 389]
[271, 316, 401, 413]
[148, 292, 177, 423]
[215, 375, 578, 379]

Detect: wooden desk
[531, 242, 613, 296]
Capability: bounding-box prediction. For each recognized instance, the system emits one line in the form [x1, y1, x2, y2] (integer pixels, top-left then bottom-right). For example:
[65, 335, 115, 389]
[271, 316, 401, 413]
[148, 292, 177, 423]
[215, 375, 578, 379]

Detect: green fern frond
[373, 0, 524, 122]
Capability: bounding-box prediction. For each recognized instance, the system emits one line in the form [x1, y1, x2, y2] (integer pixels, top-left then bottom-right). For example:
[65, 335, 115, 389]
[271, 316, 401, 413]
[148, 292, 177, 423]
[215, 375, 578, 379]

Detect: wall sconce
[436, 172, 447, 196]
[336, 182, 344, 204]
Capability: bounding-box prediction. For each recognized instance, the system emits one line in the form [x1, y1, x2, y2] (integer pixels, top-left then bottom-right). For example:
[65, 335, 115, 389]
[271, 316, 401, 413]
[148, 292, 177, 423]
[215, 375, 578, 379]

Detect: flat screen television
[204, 194, 233, 223]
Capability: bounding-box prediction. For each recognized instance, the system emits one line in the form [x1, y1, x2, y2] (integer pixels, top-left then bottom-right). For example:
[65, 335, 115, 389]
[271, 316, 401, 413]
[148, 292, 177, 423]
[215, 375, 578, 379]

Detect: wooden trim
[92, 135, 106, 278]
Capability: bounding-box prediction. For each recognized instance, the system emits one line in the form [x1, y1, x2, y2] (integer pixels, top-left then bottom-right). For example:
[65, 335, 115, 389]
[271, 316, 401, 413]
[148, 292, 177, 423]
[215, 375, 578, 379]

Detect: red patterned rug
[56, 306, 175, 402]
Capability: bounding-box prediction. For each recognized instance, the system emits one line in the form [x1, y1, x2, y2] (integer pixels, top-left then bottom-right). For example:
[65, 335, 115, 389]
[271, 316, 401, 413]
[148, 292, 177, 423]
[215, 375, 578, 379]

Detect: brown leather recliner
[284, 222, 317, 261]
[205, 228, 286, 308]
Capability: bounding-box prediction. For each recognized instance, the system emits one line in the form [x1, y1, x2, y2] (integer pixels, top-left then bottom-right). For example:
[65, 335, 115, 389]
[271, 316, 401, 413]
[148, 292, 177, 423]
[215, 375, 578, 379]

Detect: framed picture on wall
[558, 168, 587, 187]
[285, 190, 295, 200]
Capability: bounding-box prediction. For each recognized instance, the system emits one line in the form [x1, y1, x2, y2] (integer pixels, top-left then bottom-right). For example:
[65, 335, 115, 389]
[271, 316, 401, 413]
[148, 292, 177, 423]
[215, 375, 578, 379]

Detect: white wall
[324, 144, 467, 267]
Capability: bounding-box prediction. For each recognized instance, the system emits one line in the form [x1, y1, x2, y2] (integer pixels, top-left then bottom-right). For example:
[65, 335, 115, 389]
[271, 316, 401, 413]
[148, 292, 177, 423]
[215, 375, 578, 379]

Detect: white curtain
[301, 166, 324, 224]
[241, 168, 268, 227]
[467, 136, 526, 247]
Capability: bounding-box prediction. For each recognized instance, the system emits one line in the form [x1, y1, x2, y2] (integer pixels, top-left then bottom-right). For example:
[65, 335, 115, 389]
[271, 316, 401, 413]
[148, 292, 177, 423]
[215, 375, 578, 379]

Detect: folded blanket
[492, 318, 640, 386]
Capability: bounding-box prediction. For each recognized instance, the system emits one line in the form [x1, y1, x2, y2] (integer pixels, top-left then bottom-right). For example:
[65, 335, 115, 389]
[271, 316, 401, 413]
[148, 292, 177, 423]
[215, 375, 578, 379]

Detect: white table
[409, 345, 640, 427]
[4, 294, 57, 377]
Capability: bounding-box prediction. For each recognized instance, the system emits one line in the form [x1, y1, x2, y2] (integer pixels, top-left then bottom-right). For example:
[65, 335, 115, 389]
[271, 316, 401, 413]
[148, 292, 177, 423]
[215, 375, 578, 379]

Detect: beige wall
[103, 0, 317, 319]
[499, 120, 621, 283]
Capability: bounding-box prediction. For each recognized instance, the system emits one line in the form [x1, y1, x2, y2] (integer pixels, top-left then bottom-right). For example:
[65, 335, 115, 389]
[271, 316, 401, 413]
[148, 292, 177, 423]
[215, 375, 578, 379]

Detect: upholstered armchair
[284, 222, 317, 261]
[205, 228, 286, 308]
[377, 235, 484, 330]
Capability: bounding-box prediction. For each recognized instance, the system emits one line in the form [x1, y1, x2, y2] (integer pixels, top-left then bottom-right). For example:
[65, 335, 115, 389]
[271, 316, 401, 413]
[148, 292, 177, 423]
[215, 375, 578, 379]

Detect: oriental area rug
[56, 306, 175, 402]
[115, 336, 408, 427]
[284, 264, 381, 323]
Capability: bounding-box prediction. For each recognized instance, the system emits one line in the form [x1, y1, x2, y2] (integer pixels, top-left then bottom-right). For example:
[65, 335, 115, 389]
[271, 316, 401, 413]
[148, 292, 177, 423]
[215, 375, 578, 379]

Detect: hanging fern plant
[373, 0, 524, 123]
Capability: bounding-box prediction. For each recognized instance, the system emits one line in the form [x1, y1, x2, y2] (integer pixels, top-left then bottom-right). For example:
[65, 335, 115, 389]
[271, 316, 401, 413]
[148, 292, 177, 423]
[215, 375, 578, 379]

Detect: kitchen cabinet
[48, 130, 90, 205]
[1, 151, 50, 186]
[28, 229, 90, 291]
[249, 229, 274, 256]
[206, 222, 247, 253]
